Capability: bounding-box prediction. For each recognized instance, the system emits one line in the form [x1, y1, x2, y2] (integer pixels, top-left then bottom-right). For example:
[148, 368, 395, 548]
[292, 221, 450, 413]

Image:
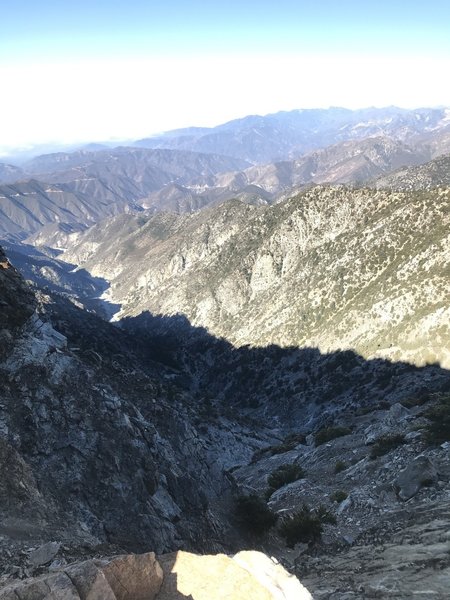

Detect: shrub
[267, 464, 304, 493]
[279, 504, 336, 547]
[424, 393, 450, 445]
[234, 494, 277, 535]
[316, 504, 337, 525]
[315, 426, 352, 446]
[401, 394, 430, 408]
[370, 433, 405, 458]
[330, 490, 348, 503]
[334, 460, 347, 474]
[251, 432, 306, 463]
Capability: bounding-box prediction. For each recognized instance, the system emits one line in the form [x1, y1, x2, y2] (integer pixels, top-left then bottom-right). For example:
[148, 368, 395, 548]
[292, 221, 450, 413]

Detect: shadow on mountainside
[119, 311, 450, 431]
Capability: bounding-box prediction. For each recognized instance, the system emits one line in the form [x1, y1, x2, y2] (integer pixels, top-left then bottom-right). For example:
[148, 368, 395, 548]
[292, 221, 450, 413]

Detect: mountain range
[1, 106, 450, 243]
[135, 106, 450, 162]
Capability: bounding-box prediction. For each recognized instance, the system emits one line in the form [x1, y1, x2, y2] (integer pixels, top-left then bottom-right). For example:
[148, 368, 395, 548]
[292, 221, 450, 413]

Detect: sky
[1, 0, 450, 155]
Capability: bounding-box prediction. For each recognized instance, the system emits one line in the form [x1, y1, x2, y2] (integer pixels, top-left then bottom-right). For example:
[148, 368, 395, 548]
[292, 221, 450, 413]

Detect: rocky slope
[64, 184, 450, 369]
[230, 394, 450, 599]
[0, 245, 282, 564]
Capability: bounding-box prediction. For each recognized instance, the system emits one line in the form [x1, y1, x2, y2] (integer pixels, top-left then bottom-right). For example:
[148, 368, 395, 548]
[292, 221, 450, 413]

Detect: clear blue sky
[2, 0, 450, 58]
[1, 1, 449, 152]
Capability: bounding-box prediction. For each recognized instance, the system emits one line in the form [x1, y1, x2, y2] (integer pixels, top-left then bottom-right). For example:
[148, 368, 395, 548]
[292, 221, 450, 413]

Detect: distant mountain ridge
[0, 148, 249, 240]
[135, 106, 450, 163]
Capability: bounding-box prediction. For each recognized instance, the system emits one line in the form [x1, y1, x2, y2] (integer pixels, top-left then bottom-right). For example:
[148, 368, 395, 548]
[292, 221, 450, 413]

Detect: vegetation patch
[234, 494, 278, 535]
[279, 504, 337, 547]
[251, 432, 306, 462]
[315, 426, 352, 446]
[401, 393, 431, 408]
[266, 463, 304, 498]
[330, 490, 348, 503]
[424, 393, 450, 445]
[334, 460, 347, 474]
[370, 433, 405, 458]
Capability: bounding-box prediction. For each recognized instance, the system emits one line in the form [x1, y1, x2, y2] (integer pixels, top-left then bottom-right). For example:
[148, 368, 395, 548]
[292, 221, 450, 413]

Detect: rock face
[0, 246, 36, 331]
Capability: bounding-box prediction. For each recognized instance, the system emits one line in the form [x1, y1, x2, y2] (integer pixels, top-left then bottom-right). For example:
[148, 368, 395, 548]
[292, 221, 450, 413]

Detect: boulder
[156, 550, 312, 599]
[99, 553, 163, 600]
[29, 541, 61, 567]
[0, 553, 163, 600]
[394, 455, 438, 501]
[233, 550, 312, 599]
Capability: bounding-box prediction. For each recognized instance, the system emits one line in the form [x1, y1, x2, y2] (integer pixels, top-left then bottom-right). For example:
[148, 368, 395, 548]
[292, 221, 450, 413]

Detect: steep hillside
[136, 136, 445, 212]
[0, 245, 278, 560]
[64, 185, 450, 368]
[2, 247, 450, 598]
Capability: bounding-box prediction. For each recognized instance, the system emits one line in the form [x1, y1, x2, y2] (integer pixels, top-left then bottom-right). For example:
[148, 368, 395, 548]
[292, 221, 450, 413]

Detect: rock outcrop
[394, 455, 438, 501]
[0, 551, 311, 600]
[0, 553, 163, 600]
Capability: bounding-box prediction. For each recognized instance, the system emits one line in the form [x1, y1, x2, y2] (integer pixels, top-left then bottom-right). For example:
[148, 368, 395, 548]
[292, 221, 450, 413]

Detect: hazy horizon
[2, 0, 449, 155]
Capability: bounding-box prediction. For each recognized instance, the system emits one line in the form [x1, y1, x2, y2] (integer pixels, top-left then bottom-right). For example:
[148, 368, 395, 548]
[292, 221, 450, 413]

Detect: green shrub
[279, 504, 336, 547]
[315, 426, 352, 446]
[333, 460, 347, 474]
[235, 494, 277, 535]
[316, 504, 337, 525]
[251, 433, 306, 463]
[267, 464, 304, 494]
[424, 393, 450, 445]
[401, 394, 430, 408]
[370, 433, 405, 458]
[330, 490, 348, 503]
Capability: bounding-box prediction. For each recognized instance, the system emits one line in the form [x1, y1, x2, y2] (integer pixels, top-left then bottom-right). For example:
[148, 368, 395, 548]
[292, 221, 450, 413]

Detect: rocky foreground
[0, 550, 311, 600]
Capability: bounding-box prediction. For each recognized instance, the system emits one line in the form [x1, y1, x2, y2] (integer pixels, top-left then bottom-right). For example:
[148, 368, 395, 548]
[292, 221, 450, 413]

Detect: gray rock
[404, 430, 422, 442]
[385, 403, 410, 426]
[29, 541, 61, 567]
[0, 553, 164, 600]
[337, 496, 352, 514]
[394, 456, 438, 501]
